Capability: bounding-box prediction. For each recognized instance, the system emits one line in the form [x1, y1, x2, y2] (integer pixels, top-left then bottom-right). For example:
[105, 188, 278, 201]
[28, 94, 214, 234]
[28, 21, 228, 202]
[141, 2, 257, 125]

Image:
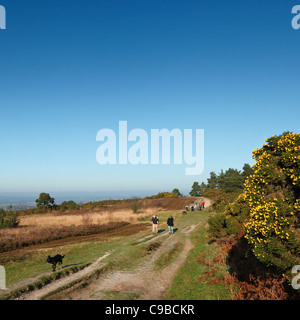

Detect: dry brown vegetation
[211, 236, 300, 300]
[0, 222, 130, 253]
[0, 197, 192, 254]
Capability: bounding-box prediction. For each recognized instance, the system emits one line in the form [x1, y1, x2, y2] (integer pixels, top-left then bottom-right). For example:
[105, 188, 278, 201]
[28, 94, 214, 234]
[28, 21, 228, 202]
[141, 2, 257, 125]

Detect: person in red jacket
[201, 201, 205, 209]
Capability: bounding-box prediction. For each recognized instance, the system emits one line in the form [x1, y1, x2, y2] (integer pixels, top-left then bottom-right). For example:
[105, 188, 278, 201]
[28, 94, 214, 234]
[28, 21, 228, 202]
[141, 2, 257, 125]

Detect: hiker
[167, 215, 174, 233]
[191, 205, 194, 212]
[151, 215, 159, 234]
[185, 204, 189, 211]
[202, 201, 205, 209]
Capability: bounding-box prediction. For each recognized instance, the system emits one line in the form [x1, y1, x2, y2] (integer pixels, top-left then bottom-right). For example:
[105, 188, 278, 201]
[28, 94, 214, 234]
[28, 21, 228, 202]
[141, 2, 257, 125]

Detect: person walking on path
[201, 201, 205, 209]
[167, 215, 174, 233]
[151, 215, 159, 234]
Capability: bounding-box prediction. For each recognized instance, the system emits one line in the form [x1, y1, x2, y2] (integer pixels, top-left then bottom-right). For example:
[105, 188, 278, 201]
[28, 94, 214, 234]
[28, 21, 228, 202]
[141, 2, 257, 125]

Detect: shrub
[131, 200, 140, 213]
[0, 209, 19, 229]
[147, 192, 179, 199]
[208, 214, 227, 238]
[243, 132, 300, 271]
[59, 200, 78, 211]
[202, 189, 240, 213]
[224, 216, 240, 235]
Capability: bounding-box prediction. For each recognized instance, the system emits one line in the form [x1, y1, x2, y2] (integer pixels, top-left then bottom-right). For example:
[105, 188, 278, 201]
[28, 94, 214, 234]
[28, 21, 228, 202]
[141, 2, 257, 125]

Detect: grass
[2, 239, 119, 286]
[163, 211, 238, 300]
[155, 241, 184, 269]
[0, 262, 91, 300]
[100, 291, 140, 300]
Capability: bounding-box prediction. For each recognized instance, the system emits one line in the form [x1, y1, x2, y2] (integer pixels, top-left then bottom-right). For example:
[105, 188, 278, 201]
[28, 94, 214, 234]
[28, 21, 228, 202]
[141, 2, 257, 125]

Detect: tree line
[189, 164, 253, 196]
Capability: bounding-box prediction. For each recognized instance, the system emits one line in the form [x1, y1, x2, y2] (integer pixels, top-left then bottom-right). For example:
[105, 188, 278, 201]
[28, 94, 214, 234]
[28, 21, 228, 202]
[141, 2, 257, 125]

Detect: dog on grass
[46, 254, 65, 271]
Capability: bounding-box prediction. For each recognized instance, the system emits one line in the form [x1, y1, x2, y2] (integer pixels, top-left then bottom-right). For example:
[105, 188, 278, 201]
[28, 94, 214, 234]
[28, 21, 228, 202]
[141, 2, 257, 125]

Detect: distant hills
[0, 190, 162, 210]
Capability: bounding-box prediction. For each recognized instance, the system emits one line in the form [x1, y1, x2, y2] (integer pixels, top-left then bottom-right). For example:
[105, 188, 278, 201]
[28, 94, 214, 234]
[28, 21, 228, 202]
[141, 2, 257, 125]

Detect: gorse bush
[208, 213, 227, 238]
[0, 209, 19, 229]
[243, 132, 300, 271]
[208, 192, 250, 238]
[223, 193, 250, 224]
[147, 192, 179, 199]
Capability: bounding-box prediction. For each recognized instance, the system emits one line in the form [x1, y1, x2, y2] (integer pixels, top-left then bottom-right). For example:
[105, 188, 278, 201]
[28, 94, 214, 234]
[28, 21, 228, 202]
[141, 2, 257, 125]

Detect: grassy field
[0, 198, 237, 300]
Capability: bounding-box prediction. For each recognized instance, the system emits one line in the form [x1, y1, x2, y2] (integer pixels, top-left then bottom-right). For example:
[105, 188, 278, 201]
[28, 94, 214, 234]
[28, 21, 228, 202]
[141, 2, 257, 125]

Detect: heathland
[0, 132, 299, 300]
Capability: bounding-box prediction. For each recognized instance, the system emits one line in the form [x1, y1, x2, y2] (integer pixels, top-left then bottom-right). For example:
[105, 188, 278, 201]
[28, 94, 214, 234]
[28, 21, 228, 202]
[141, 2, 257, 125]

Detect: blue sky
[0, 0, 299, 199]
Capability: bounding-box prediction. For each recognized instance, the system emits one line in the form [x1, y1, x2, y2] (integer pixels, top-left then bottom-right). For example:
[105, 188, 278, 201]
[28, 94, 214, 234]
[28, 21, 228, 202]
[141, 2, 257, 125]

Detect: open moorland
[0, 196, 237, 300]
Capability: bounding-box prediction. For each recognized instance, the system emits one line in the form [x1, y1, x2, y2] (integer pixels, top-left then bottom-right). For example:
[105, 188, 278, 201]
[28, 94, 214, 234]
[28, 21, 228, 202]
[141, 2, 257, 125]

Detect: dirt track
[35, 225, 197, 300]
[6, 197, 211, 300]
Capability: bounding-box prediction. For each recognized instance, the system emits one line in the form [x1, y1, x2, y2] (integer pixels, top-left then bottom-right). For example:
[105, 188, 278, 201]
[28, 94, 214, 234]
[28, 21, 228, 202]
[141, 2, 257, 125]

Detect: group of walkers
[185, 200, 205, 212]
[151, 200, 206, 235]
[151, 214, 174, 234]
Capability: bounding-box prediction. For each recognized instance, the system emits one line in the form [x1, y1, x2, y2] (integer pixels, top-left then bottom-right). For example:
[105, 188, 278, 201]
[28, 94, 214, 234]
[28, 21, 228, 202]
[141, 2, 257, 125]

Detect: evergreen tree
[35, 193, 55, 208]
[242, 163, 253, 180]
[172, 188, 182, 197]
[189, 182, 202, 196]
[224, 168, 244, 193]
[207, 172, 218, 189]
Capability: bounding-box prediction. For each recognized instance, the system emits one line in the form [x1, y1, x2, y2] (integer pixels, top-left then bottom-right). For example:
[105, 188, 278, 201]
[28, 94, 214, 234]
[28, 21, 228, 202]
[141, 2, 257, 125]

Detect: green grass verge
[163, 212, 238, 300]
[0, 263, 91, 300]
[2, 239, 125, 287]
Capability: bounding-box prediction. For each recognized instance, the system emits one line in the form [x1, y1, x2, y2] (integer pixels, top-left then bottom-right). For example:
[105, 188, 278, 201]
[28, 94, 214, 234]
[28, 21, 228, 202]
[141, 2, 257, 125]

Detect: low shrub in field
[146, 192, 179, 199]
[244, 132, 300, 271]
[0, 209, 19, 229]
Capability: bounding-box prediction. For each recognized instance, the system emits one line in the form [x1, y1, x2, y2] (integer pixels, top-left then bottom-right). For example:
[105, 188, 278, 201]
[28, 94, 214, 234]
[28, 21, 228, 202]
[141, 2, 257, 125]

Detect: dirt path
[17, 252, 112, 300]
[10, 199, 212, 300]
[45, 224, 198, 300]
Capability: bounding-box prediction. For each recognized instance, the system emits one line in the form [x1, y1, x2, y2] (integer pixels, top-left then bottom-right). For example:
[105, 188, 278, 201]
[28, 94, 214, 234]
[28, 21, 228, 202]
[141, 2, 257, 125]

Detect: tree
[60, 200, 77, 210]
[199, 182, 207, 193]
[190, 182, 202, 197]
[217, 170, 226, 189]
[223, 168, 244, 193]
[242, 163, 253, 180]
[35, 193, 55, 208]
[172, 188, 182, 197]
[207, 172, 219, 189]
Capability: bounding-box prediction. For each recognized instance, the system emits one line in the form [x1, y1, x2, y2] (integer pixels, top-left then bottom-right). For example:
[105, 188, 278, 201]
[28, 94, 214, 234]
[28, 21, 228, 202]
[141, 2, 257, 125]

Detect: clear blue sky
[0, 0, 299, 198]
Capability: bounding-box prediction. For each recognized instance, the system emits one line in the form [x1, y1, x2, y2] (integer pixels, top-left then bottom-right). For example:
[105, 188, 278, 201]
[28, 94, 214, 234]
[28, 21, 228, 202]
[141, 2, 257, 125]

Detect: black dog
[46, 254, 65, 271]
